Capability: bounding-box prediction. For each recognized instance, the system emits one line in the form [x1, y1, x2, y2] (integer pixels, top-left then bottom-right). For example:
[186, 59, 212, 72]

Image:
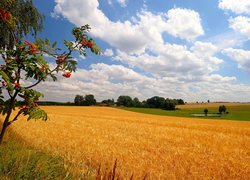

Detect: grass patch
[121, 105, 250, 121]
[0, 129, 71, 179]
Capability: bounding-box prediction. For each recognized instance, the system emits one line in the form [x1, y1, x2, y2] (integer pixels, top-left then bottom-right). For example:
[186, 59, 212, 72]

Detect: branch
[7, 90, 12, 98]
[24, 79, 42, 89]
[7, 109, 23, 126]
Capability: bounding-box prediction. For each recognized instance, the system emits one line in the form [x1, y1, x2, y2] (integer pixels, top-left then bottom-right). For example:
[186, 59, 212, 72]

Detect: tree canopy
[0, 0, 44, 49]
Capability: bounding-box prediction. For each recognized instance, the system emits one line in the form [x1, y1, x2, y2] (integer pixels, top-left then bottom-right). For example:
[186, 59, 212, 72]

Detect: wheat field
[5, 106, 250, 179]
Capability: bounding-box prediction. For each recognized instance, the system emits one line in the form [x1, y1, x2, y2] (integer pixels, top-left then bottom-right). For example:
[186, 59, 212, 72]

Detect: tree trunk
[0, 94, 17, 144]
[0, 113, 11, 144]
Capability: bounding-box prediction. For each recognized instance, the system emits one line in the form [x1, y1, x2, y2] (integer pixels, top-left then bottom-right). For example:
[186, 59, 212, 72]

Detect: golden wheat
[2, 107, 250, 179]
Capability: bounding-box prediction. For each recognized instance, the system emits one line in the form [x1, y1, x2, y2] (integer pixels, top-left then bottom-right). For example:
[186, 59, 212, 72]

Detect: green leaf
[27, 107, 48, 121]
[52, 41, 57, 48]
[45, 38, 50, 45]
[0, 70, 10, 83]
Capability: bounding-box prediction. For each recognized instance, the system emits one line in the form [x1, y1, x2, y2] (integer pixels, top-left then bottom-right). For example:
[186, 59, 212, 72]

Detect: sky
[30, 0, 250, 102]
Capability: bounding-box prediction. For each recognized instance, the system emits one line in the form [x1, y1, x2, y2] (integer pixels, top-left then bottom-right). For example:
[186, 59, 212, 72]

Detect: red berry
[81, 39, 93, 48]
[63, 72, 71, 78]
[40, 65, 45, 71]
[56, 55, 66, 64]
[12, 82, 20, 87]
[24, 41, 37, 54]
[87, 41, 93, 48]
[0, 9, 11, 21]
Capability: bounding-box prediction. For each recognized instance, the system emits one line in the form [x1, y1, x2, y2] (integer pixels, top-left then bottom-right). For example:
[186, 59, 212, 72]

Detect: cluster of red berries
[56, 55, 66, 65]
[40, 65, 46, 71]
[24, 41, 37, 54]
[81, 39, 93, 48]
[12, 82, 20, 87]
[63, 72, 71, 78]
[0, 9, 11, 21]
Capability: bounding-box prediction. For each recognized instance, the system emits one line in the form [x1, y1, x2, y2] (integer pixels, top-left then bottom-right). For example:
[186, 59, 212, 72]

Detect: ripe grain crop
[4, 106, 250, 179]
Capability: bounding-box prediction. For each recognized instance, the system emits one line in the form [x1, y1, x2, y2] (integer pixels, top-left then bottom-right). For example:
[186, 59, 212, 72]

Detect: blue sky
[32, 0, 250, 102]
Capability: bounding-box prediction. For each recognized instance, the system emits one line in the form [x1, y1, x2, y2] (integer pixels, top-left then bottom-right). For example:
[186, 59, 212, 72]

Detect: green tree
[146, 96, 165, 108]
[0, 1, 100, 144]
[117, 95, 133, 107]
[0, 0, 44, 50]
[218, 105, 227, 114]
[74, 95, 84, 106]
[101, 99, 115, 106]
[176, 99, 185, 105]
[204, 108, 208, 116]
[133, 97, 141, 107]
[84, 94, 96, 106]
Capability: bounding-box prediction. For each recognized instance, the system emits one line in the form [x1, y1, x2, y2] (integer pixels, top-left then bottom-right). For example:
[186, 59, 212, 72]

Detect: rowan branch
[24, 79, 42, 89]
[7, 109, 23, 126]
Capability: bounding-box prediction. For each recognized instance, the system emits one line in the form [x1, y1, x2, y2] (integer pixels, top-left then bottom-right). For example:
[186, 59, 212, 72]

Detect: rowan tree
[0, 1, 100, 143]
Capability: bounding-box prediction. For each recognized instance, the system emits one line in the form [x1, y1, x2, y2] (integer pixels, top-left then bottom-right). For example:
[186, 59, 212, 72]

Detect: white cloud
[53, 1, 204, 52]
[114, 42, 223, 79]
[203, 32, 247, 50]
[219, 0, 250, 14]
[191, 41, 218, 57]
[223, 48, 250, 73]
[107, 0, 112, 6]
[229, 16, 250, 38]
[79, 55, 86, 60]
[103, 49, 114, 57]
[53, 0, 148, 53]
[33, 63, 250, 103]
[117, 0, 127, 7]
[49, 0, 250, 102]
[165, 8, 204, 41]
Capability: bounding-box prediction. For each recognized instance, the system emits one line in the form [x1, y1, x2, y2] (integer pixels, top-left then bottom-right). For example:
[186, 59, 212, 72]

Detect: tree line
[74, 94, 185, 110]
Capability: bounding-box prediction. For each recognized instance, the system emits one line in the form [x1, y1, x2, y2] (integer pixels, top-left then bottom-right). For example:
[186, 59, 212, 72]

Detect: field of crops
[5, 106, 250, 179]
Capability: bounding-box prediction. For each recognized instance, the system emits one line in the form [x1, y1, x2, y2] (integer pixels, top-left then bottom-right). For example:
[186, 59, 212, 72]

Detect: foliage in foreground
[0, 129, 71, 179]
[0, 0, 100, 143]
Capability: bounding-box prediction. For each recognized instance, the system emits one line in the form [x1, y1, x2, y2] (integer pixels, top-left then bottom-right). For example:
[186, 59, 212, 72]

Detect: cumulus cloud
[229, 16, 250, 38]
[103, 49, 114, 57]
[223, 48, 250, 73]
[191, 41, 218, 57]
[165, 8, 204, 41]
[48, 0, 250, 102]
[115, 42, 223, 80]
[53, 1, 204, 52]
[117, 0, 127, 7]
[218, 0, 250, 14]
[34, 63, 249, 103]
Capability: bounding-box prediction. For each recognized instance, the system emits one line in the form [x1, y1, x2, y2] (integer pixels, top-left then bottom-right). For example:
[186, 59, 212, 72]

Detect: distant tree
[102, 99, 115, 106]
[218, 105, 227, 114]
[204, 108, 208, 116]
[146, 96, 165, 108]
[207, 100, 210, 103]
[142, 100, 148, 108]
[177, 99, 185, 105]
[117, 95, 133, 107]
[222, 105, 227, 114]
[163, 98, 176, 110]
[133, 97, 142, 107]
[84, 94, 96, 106]
[74, 95, 84, 106]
